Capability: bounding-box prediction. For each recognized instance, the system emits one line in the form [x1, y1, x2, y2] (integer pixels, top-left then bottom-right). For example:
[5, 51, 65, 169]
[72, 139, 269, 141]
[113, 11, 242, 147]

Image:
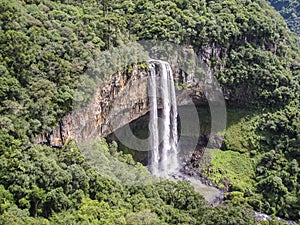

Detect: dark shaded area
[106, 105, 212, 167]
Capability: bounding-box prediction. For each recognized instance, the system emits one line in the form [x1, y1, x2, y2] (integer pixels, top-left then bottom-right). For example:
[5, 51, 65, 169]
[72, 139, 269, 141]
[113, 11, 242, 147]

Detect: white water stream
[148, 60, 179, 177]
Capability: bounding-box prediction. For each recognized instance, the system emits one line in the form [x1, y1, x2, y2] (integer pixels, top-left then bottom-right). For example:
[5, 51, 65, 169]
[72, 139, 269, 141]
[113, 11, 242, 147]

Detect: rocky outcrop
[36, 61, 224, 147]
[36, 65, 150, 146]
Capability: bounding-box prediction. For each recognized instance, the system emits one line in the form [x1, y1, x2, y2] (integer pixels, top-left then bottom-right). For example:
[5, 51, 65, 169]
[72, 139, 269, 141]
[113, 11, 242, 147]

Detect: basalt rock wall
[36, 63, 219, 147]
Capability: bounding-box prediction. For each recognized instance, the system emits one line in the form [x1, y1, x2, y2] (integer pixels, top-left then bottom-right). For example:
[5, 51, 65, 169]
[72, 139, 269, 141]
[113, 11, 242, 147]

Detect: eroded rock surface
[35, 63, 222, 146]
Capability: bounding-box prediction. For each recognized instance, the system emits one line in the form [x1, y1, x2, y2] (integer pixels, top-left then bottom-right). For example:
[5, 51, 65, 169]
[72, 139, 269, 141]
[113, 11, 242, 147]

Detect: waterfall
[148, 60, 179, 177]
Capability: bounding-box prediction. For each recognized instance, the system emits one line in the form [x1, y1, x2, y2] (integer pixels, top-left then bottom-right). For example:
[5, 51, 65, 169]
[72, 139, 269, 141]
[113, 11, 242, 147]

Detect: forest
[270, 0, 300, 36]
[0, 0, 299, 224]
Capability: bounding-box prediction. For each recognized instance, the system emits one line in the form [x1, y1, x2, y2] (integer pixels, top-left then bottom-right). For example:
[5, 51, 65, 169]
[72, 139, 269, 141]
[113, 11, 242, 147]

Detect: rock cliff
[36, 65, 150, 146]
[36, 59, 225, 147]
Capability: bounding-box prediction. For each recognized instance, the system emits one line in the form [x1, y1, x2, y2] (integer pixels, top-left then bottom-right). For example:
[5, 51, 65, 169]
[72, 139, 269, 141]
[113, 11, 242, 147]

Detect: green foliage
[205, 149, 255, 192]
[258, 103, 300, 157]
[0, 0, 299, 223]
[202, 104, 299, 220]
[201, 202, 256, 225]
[0, 136, 259, 224]
[0, 143, 89, 217]
[50, 198, 127, 224]
[126, 209, 161, 225]
[223, 108, 260, 153]
[249, 100, 300, 220]
[116, 0, 300, 108]
[253, 149, 300, 219]
[0, 0, 131, 142]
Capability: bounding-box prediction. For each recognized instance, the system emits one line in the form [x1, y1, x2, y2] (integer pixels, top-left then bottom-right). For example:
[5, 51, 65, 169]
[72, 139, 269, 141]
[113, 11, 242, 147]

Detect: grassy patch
[223, 108, 260, 153]
[200, 107, 261, 192]
[206, 149, 256, 191]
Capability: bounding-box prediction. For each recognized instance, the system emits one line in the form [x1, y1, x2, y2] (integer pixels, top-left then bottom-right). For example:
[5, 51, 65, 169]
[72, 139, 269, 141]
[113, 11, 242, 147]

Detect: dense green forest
[0, 0, 299, 224]
[269, 0, 300, 36]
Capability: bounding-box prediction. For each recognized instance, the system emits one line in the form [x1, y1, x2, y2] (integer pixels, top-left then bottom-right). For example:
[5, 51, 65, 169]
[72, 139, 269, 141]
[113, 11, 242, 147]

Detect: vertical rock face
[36, 65, 150, 146]
[36, 57, 225, 147]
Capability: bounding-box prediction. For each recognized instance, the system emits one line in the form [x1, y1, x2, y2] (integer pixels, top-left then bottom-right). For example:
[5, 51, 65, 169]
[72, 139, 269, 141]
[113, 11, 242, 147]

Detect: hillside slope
[0, 0, 299, 223]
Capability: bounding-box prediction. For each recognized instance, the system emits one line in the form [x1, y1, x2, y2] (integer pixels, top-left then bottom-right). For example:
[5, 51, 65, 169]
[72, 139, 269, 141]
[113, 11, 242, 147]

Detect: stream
[171, 172, 224, 206]
[171, 172, 297, 224]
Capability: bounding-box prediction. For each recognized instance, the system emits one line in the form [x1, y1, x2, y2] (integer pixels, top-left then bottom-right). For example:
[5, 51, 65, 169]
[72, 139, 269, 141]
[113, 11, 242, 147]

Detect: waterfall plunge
[148, 60, 179, 177]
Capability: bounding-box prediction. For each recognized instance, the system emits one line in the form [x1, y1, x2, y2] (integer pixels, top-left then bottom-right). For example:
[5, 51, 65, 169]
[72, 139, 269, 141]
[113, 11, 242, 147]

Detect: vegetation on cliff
[0, 0, 299, 223]
[199, 106, 300, 220]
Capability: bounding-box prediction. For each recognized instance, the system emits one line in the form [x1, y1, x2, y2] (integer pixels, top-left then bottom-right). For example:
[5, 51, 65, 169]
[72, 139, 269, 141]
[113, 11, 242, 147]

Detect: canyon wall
[36, 55, 226, 147]
[36, 65, 151, 146]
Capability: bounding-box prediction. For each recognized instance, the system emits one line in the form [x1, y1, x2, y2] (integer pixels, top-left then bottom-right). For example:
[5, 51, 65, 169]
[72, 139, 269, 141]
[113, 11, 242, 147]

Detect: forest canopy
[0, 0, 299, 223]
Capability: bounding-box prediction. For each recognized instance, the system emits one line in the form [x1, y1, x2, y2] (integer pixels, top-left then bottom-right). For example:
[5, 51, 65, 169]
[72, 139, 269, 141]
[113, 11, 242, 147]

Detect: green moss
[178, 82, 188, 90]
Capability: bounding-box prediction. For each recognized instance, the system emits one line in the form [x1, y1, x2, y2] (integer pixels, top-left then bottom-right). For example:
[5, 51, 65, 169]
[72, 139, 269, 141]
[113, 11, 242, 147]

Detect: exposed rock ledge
[35, 64, 223, 147]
